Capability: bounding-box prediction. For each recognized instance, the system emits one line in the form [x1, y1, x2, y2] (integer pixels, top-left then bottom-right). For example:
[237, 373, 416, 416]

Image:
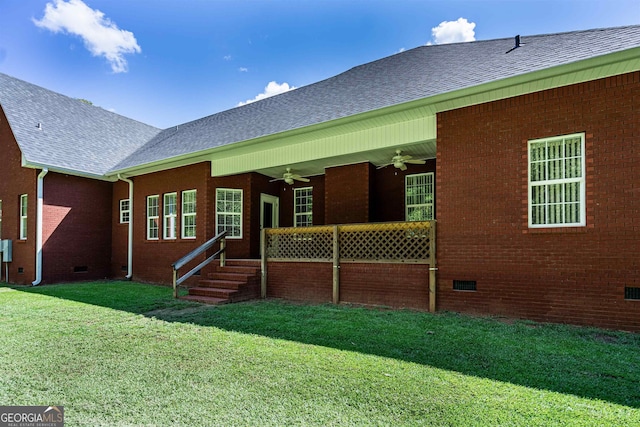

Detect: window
[19, 194, 27, 240]
[147, 195, 159, 240]
[119, 199, 130, 224]
[294, 187, 313, 227]
[163, 193, 177, 239]
[181, 190, 197, 239]
[528, 133, 585, 227]
[216, 189, 242, 238]
[405, 173, 434, 221]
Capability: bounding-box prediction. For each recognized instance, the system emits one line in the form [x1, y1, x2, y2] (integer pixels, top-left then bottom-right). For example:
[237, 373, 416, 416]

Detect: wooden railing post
[428, 221, 437, 313]
[220, 237, 226, 267]
[172, 268, 178, 299]
[332, 225, 340, 304]
[261, 228, 267, 299]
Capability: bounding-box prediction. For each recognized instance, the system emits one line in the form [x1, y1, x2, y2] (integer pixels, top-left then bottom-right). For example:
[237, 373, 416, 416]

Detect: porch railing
[260, 221, 437, 311]
[171, 230, 227, 298]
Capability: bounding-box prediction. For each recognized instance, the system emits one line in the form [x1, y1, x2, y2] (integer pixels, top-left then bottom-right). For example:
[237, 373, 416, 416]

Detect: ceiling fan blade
[295, 176, 310, 182]
[406, 159, 426, 165]
[377, 163, 392, 169]
[270, 177, 283, 182]
[400, 155, 413, 161]
[399, 163, 407, 171]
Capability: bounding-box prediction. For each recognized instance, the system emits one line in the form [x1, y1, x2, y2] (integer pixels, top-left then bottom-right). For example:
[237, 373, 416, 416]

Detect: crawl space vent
[453, 280, 477, 291]
[624, 287, 640, 300]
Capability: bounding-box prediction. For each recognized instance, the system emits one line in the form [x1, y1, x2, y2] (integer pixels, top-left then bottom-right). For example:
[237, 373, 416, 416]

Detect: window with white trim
[405, 173, 434, 221]
[528, 133, 585, 227]
[147, 195, 159, 240]
[216, 189, 242, 238]
[181, 190, 196, 239]
[163, 193, 177, 239]
[19, 194, 27, 240]
[294, 187, 313, 227]
[119, 199, 130, 224]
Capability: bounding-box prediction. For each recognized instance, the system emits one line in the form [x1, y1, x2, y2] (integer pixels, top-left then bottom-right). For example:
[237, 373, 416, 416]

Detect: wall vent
[624, 287, 640, 300]
[453, 280, 477, 291]
[18, 267, 24, 274]
[74, 266, 88, 273]
[121, 265, 128, 272]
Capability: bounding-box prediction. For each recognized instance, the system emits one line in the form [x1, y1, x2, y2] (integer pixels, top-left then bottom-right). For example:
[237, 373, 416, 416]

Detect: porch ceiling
[255, 139, 436, 179]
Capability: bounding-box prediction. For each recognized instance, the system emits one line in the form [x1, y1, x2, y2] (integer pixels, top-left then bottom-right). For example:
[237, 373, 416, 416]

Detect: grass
[0, 280, 639, 426]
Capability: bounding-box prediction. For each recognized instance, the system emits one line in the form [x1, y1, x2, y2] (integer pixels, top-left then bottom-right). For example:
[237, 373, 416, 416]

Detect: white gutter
[32, 168, 48, 286]
[117, 174, 134, 280]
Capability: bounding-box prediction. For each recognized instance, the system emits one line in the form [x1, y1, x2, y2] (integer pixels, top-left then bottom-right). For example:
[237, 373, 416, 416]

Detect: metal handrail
[171, 230, 227, 297]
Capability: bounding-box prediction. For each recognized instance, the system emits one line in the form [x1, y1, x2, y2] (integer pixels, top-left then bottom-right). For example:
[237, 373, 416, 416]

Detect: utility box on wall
[0, 239, 12, 262]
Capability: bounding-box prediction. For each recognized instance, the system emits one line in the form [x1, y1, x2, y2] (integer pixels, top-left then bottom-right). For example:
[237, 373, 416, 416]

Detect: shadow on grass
[8, 280, 640, 408]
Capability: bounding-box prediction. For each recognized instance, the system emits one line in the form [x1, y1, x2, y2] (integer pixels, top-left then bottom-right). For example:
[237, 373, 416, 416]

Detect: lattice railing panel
[338, 222, 431, 262]
[265, 226, 333, 261]
[264, 221, 433, 263]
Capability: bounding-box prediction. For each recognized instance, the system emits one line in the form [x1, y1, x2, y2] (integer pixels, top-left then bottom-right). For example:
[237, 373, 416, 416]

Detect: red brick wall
[42, 173, 112, 282]
[266, 262, 333, 302]
[436, 71, 640, 331]
[126, 163, 212, 284]
[0, 108, 36, 284]
[325, 163, 372, 224]
[266, 261, 430, 309]
[340, 263, 430, 309]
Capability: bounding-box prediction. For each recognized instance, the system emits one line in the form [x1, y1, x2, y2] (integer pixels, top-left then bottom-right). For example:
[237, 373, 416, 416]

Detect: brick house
[1, 25, 639, 330]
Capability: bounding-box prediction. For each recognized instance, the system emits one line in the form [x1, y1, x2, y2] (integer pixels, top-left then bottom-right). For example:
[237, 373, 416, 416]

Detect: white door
[260, 194, 279, 230]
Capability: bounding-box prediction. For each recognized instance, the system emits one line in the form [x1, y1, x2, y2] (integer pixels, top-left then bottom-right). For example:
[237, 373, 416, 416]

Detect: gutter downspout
[32, 168, 48, 286]
[117, 174, 134, 280]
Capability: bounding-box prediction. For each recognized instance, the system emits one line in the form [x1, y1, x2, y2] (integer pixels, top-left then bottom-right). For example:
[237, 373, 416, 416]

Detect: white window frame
[181, 189, 197, 239]
[147, 195, 159, 240]
[294, 187, 313, 227]
[528, 133, 586, 228]
[405, 173, 434, 221]
[19, 194, 27, 240]
[119, 199, 130, 224]
[163, 192, 177, 240]
[216, 188, 243, 239]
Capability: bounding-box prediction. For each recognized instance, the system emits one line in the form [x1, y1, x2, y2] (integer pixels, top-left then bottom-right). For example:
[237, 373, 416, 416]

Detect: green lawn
[1, 281, 639, 426]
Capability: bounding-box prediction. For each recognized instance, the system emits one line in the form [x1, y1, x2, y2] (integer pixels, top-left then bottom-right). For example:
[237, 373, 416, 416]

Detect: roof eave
[107, 46, 640, 178]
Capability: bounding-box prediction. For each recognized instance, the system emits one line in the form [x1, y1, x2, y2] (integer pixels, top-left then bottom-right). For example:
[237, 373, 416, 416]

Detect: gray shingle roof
[111, 25, 640, 173]
[0, 73, 161, 176]
[3, 25, 640, 177]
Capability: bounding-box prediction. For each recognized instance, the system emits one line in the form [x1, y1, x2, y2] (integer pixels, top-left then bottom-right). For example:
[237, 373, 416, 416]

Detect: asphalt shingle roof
[2, 25, 640, 177]
[111, 25, 640, 172]
[0, 73, 161, 176]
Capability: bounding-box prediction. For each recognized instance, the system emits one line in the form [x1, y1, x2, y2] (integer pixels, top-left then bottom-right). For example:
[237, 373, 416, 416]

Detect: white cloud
[237, 81, 295, 106]
[238, 67, 248, 72]
[33, 0, 141, 73]
[223, 55, 232, 61]
[430, 18, 476, 45]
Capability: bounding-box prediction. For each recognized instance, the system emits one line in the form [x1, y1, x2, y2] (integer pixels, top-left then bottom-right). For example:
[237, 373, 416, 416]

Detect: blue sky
[1, 0, 639, 129]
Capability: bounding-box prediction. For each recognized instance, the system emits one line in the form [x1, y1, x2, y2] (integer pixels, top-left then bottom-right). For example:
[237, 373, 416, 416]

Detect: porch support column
[332, 225, 340, 304]
[260, 228, 267, 299]
[428, 221, 437, 313]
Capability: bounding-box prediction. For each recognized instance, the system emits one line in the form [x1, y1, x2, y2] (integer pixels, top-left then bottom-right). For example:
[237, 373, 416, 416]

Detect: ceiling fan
[271, 167, 310, 185]
[378, 149, 426, 171]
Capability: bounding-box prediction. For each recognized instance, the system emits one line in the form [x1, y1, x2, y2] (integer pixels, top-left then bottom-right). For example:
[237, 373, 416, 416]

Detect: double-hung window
[163, 193, 177, 239]
[147, 195, 159, 240]
[181, 190, 197, 239]
[216, 189, 242, 238]
[294, 187, 313, 227]
[405, 173, 434, 221]
[19, 194, 27, 240]
[119, 199, 130, 224]
[528, 133, 585, 227]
